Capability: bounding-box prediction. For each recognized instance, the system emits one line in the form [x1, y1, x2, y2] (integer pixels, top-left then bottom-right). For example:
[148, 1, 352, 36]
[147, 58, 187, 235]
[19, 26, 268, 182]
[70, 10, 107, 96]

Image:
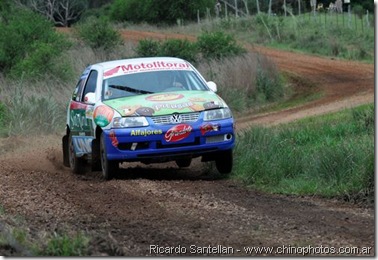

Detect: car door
[69, 70, 98, 137]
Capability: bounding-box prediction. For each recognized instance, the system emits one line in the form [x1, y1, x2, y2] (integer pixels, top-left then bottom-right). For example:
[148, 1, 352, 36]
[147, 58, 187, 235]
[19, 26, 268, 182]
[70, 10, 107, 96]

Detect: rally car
[62, 57, 235, 180]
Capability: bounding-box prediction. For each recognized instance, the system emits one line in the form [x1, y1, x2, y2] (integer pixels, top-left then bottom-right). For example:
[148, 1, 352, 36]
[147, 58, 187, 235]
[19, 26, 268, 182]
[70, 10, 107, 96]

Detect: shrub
[0, 7, 71, 80]
[158, 39, 198, 63]
[197, 31, 246, 60]
[74, 16, 123, 50]
[135, 39, 162, 57]
[135, 39, 197, 62]
[42, 233, 89, 256]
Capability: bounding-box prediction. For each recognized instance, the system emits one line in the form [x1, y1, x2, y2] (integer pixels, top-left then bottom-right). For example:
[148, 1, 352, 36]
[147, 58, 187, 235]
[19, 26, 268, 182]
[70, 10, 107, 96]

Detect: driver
[159, 71, 184, 90]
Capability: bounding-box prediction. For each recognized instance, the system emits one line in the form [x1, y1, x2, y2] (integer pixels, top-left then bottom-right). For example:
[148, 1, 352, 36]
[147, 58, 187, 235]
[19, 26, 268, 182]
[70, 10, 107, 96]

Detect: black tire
[100, 133, 118, 180]
[175, 157, 192, 168]
[62, 135, 70, 167]
[91, 138, 102, 171]
[68, 133, 86, 174]
[215, 150, 233, 174]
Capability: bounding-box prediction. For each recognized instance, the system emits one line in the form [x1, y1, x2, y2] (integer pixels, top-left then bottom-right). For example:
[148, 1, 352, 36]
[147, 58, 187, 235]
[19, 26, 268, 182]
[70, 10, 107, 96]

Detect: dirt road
[0, 30, 374, 256]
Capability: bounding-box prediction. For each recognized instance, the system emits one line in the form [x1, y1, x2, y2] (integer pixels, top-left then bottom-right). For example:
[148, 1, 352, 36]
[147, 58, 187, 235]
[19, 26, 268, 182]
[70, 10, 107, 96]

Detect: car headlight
[112, 117, 149, 128]
[203, 108, 232, 121]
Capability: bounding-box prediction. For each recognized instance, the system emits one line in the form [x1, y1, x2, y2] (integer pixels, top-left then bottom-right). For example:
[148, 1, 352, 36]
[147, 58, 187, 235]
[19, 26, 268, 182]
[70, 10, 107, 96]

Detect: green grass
[158, 13, 373, 62]
[39, 233, 90, 256]
[233, 103, 374, 203]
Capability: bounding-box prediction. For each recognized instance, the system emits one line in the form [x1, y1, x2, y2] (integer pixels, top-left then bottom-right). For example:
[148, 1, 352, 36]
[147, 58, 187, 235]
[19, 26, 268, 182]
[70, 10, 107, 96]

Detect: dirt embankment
[0, 30, 374, 256]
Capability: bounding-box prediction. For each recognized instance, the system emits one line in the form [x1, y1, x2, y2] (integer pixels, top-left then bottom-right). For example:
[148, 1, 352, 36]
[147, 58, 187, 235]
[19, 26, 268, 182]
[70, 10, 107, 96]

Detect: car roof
[92, 57, 190, 71]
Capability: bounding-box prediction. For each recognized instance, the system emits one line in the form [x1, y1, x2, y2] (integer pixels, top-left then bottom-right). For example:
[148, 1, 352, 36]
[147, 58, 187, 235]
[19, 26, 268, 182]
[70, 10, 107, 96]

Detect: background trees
[14, 0, 88, 26]
[109, 0, 215, 24]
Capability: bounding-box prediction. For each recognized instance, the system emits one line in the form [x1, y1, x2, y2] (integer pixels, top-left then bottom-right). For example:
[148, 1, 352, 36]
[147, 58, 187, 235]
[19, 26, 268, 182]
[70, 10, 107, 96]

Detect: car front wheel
[100, 133, 118, 180]
[175, 157, 192, 168]
[215, 150, 233, 174]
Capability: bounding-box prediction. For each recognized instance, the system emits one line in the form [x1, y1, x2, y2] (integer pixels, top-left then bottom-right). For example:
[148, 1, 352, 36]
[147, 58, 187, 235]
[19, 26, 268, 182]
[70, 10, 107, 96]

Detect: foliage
[196, 53, 285, 114]
[109, 0, 214, 24]
[41, 233, 89, 256]
[74, 16, 123, 50]
[0, 7, 72, 80]
[234, 103, 374, 203]
[136, 39, 197, 63]
[4, 83, 66, 136]
[135, 39, 160, 57]
[159, 39, 198, 62]
[196, 31, 246, 60]
[15, 0, 87, 27]
[226, 13, 373, 62]
[0, 102, 8, 136]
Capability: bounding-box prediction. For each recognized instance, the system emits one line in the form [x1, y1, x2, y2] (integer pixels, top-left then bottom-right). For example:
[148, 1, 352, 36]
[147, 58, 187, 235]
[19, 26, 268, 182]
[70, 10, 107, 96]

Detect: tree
[110, 0, 214, 25]
[15, 0, 88, 26]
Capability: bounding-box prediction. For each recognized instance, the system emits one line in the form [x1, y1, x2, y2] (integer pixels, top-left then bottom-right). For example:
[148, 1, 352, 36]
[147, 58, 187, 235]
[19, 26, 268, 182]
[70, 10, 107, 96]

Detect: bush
[0, 7, 72, 80]
[42, 233, 89, 256]
[158, 39, 198, 63]
[135, 39, 197, 62]
[135, 39, 162, 57]
[75, 16, 123, 50]
[197, 31, 246, 60]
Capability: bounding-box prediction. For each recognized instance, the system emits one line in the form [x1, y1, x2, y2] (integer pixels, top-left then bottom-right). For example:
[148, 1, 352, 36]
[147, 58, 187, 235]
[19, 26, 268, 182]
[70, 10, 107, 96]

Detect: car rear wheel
[68, 133, 86, 174]
[100, 133, 118, 180]
[62, 135, 70, 167]
[175, 157, 192, 168]
[215, 150, 233, 174]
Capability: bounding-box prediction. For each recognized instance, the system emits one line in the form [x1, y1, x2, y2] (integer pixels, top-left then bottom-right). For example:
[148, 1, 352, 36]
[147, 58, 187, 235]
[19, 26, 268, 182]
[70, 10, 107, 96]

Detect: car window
[72, 78, 85, 101]
[102, 70, 209, 101]
[82, 70, 98, 102]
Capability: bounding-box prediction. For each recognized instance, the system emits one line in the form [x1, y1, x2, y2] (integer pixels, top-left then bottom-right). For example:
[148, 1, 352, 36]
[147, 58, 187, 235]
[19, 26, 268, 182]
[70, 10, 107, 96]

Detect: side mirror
[207, 81, 217, 92]
[84, 92, 96, 104]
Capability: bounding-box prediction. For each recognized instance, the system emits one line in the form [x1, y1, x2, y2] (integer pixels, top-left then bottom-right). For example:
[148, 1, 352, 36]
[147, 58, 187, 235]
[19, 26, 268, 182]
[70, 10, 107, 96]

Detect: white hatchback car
[62, 57, 235, 179]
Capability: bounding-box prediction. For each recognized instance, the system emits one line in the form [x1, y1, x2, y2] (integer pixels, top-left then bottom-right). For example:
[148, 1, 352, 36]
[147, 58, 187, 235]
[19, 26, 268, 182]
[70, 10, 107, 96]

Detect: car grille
[151, 112, 200, 124]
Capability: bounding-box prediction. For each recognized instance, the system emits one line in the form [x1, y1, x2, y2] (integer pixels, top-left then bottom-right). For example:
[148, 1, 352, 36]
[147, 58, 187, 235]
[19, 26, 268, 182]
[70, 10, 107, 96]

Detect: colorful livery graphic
[62, 57, 235, 180]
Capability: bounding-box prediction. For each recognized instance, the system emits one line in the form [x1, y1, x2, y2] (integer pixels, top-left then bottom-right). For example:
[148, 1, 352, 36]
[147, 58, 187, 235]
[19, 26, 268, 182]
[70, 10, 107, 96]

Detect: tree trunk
[268, 0, 272, 15]
[256, 0, 260, 14]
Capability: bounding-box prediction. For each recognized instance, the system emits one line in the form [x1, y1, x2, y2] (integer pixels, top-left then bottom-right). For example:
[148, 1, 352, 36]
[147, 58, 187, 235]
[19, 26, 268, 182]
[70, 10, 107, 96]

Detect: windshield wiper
[109, 85, 153, 95]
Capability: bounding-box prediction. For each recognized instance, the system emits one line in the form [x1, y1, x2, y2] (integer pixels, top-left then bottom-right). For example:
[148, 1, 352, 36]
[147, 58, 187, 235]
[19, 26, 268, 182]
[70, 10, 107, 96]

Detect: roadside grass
[0, 78, 70, 136]
[0, 102, 7, 136]
[196, 53, 286, 116]
[133, 13, 374, 63]
[38, 232, 90, 256]
[233, 103, 374, 203]
[0, 202, 90, 256]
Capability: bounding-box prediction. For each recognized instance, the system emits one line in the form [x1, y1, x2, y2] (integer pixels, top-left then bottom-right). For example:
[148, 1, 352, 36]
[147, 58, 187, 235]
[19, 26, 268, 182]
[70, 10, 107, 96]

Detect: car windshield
[102, 70, 209, 100]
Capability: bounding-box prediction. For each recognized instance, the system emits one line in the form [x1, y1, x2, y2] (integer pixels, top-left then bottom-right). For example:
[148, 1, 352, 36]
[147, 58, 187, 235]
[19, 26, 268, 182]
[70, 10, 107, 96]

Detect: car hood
[103, 91, 227, 117]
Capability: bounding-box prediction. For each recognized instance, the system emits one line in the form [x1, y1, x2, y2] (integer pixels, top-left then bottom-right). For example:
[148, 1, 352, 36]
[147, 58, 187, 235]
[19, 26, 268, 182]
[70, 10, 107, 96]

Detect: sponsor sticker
[164, 124, 192, 143]
[146, 93, 184, 102]
[152, 101, 193, 111]
[104, 62, 192, 78]
[94, 105, 114, 127]
[131, 129, 163, 136]
[109, 130, 119, 147]
[200, 123, 220, 135]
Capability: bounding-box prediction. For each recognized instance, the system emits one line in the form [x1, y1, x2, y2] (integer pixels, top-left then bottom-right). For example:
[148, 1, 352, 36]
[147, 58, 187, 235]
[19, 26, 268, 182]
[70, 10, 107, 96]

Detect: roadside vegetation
[234, 103, 374, 204]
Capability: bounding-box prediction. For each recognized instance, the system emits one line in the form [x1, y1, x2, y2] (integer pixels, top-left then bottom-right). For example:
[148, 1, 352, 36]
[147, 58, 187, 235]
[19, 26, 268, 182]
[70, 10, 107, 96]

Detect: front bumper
[103, 118, 235, 161]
